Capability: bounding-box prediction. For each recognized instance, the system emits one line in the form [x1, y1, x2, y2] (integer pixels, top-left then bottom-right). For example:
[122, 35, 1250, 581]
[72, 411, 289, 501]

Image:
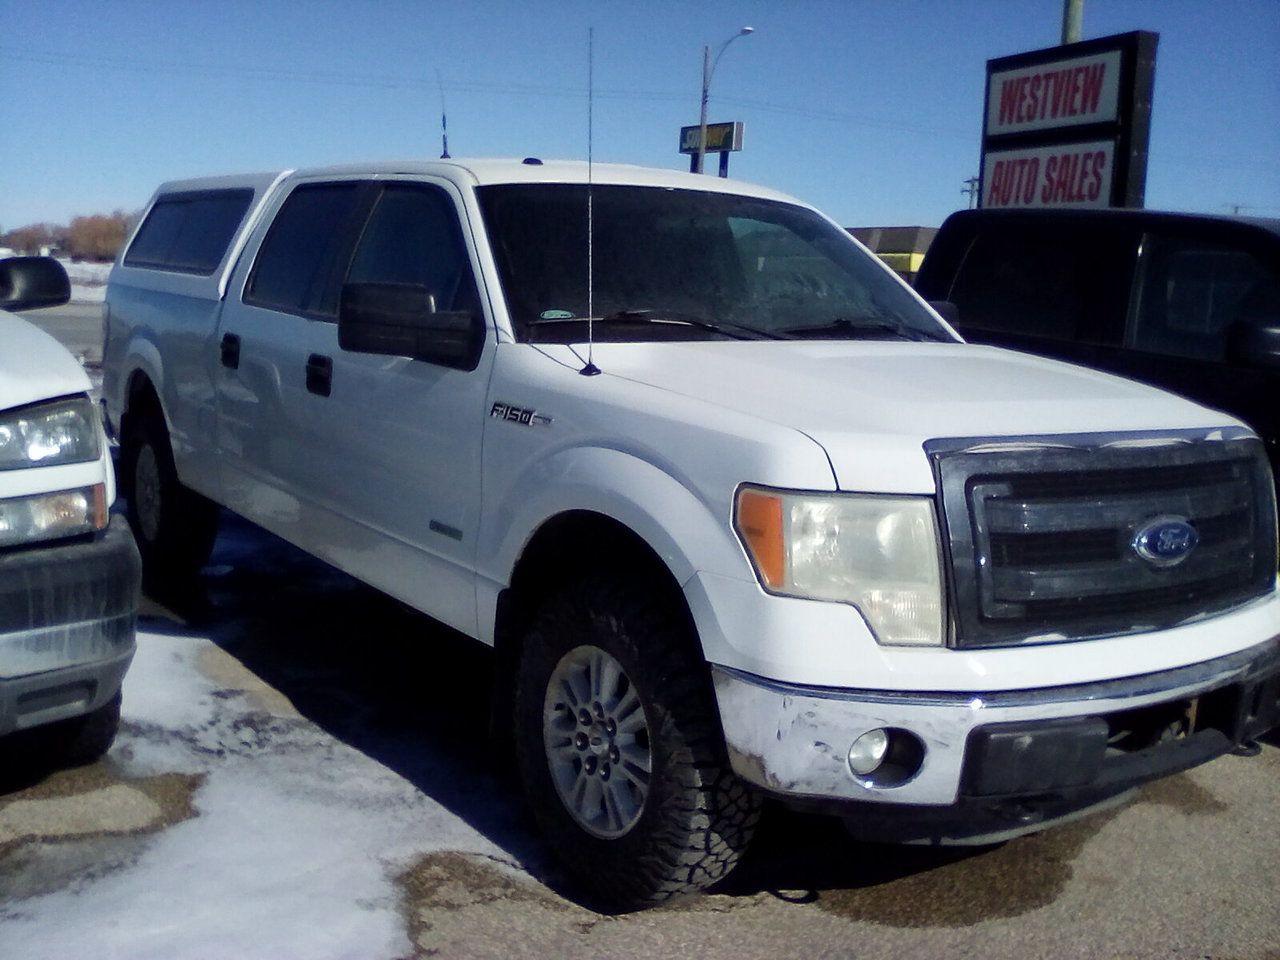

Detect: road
[0, 511, 1277, 960]
[22, 301, 104, 363]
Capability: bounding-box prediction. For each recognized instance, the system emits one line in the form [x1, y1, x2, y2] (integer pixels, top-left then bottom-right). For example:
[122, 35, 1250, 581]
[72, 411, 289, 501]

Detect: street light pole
[696, 26, 753, 175]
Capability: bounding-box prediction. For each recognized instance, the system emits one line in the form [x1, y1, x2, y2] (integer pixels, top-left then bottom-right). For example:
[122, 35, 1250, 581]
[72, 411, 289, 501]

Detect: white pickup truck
[1, 257, 139, 764]
[103, 160, 1279, 907]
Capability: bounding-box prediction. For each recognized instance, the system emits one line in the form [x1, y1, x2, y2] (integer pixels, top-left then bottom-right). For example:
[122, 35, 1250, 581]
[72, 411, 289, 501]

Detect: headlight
[0, 484, 107, 548]
[734, 486, 945, 646]
[0, 397, 101, 471]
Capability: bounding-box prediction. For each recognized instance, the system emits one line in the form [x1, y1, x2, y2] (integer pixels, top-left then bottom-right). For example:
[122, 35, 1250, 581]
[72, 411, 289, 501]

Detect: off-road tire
[513, 576, 761, 909]
[121, 406, 219, 585]
[50, 691, 122, 766]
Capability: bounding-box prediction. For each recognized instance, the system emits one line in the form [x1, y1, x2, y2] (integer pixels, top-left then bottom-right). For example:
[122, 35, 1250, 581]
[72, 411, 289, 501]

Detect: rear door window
[948, 222, 1138, 344]
[124, 189, 254, 275]
[245, 182, 365, 318]
[1129, 235, 1278, 362]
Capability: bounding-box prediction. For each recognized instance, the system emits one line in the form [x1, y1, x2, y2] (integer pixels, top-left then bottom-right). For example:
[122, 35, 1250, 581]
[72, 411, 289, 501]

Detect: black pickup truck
[915, 208, 1280, 479]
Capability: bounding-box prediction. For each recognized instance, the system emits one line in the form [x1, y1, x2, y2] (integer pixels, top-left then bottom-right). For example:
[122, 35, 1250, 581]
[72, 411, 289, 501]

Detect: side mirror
[1226, 320, 1280, 372]
[338, 282, 483, 370]
[928, 300, 960, 327]
[0, 256, 71, 312]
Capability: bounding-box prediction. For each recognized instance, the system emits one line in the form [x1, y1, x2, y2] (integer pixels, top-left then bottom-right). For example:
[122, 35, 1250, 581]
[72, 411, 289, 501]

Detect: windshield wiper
[778, 317, 944, 343]
[529, 308, 787, 341]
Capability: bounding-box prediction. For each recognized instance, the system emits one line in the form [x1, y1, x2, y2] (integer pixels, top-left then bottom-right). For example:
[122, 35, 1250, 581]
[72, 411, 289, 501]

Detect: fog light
[848, 728, 890, 776]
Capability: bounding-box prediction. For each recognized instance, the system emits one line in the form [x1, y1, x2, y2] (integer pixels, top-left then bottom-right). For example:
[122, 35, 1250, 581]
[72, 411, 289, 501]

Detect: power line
[0, 46, 978, 143]
[4, 45, 1275, 174]
[0, 47, 687, 103]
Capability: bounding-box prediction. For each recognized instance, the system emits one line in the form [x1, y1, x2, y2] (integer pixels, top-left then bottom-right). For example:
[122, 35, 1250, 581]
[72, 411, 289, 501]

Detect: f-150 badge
[490, 402, 553, 426]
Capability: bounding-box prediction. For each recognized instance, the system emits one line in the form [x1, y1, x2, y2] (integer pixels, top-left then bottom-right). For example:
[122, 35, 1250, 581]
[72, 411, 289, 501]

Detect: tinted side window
[124, 190, 253, 275]
[948, 223, 1136, 343]
[1130, 235, 1276, 362]
[346, 184, 477, 313]
[246, 183, 363, 317]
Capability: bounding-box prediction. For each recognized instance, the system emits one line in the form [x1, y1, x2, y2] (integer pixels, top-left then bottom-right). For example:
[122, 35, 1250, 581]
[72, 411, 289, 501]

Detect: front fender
[475, 445, 749, 643]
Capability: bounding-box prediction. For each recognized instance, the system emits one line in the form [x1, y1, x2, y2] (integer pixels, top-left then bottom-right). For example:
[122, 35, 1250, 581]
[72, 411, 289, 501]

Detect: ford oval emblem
[1132, 516, 1199, 567]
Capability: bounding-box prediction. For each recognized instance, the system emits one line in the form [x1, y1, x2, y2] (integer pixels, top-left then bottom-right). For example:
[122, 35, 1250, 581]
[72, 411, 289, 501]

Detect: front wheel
[513, 577, 761, 909]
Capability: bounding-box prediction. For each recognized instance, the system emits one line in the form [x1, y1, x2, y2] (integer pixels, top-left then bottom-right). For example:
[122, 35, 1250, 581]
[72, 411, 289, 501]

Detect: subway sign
[979, 31, 1157, 209]
[679, 121, 744, 154]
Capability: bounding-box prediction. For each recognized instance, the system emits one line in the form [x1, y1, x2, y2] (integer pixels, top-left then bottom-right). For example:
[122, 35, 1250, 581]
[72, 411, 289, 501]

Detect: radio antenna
[580, 27, 601, 376]
[436, 70, 450, 159]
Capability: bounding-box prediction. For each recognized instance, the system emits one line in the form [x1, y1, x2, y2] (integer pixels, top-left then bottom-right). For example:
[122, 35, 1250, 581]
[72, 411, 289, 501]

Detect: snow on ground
[58, 260, 112, 285]
[69, 284, 105, 303]
[0, 627, 518, 960]
[57, 259, 111, 303]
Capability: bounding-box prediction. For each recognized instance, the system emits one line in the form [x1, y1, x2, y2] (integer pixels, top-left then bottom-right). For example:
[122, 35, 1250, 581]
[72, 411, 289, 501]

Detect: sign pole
[697, 45, 711, 175]
[1061, 0, 1084, 45]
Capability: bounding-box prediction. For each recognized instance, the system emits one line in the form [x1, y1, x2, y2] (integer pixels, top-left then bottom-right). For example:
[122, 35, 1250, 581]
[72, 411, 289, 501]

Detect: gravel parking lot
[1, 510, 1277, 960]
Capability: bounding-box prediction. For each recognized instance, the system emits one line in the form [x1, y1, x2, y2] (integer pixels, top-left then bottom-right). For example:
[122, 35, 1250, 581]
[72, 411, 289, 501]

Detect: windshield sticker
[539, 309, 576, 320]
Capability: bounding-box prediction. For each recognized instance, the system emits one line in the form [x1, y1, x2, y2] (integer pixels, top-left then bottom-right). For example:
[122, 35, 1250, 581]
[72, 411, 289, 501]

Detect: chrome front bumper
[712, 636, 1280, 808]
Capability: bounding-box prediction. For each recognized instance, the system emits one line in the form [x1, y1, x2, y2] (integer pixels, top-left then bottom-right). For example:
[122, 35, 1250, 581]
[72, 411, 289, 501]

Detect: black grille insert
[929, 431, 1277, 648]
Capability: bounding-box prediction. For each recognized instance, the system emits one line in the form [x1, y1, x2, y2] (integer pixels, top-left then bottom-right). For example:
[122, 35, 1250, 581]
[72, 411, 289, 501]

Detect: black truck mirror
[338, 282, 483, 371]
[928, 300, 960, 327]
[1227, 320, 1280, 372]
[0, 256, 71, 312]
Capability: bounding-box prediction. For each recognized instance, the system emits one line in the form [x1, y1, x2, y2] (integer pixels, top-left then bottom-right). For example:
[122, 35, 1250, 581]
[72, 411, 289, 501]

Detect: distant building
[846, 226, 937, 284]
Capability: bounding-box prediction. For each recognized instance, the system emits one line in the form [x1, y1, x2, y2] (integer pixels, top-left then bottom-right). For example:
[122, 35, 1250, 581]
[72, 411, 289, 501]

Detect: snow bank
[58, 260, 112, 285]
[57, 259, 111, 303]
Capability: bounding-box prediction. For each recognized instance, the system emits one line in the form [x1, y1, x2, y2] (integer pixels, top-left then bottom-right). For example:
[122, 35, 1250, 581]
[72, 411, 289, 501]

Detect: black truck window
[1130, 235, 1276, 362]
[948, 222, 1136, 344]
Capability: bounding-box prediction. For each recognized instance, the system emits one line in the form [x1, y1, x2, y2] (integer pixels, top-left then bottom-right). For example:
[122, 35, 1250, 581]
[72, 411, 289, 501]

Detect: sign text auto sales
[978, 33, 1157, 210]
[985, 141, 1113, 209]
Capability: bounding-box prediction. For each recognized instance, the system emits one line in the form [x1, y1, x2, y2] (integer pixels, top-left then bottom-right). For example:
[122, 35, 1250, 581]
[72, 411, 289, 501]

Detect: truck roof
[152, 159, 803, 206]
[118, 160, 817, 302]
[936, 205, 1280, 238]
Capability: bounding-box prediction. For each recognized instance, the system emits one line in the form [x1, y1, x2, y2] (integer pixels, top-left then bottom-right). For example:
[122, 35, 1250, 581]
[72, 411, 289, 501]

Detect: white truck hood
[0, 309, 91, 412]
[588, 340, 1242, 493]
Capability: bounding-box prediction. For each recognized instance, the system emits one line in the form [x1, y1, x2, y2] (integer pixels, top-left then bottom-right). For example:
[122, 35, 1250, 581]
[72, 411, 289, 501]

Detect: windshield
[477, 184, 954, 343]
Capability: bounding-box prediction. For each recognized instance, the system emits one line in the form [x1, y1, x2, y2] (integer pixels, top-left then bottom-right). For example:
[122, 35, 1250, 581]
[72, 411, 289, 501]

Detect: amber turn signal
[734, 487, 786, 589]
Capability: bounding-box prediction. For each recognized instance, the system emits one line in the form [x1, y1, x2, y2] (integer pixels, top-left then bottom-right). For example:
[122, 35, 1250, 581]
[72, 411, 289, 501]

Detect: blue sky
[1, 0, 1277, 229]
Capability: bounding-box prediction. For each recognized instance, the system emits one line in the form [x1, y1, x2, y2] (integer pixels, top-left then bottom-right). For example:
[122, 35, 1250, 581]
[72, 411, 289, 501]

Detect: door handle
[305, 354, 333, 397]
[220, 333, 241, 369]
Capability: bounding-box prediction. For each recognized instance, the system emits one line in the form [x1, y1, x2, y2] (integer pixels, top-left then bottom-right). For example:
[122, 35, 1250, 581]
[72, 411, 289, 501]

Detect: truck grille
[928, 430, 1277, 648]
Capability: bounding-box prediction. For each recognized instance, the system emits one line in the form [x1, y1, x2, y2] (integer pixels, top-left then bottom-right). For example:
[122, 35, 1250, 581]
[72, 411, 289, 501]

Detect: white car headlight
[734, 486, 945, 646]
[0, 397, 101, 471]
[0, 484, 107, 548]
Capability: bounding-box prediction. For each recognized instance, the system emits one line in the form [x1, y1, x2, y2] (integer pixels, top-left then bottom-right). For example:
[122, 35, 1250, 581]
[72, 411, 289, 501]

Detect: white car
[0, 257, 139, 764]
[102, 161, 1280, 907]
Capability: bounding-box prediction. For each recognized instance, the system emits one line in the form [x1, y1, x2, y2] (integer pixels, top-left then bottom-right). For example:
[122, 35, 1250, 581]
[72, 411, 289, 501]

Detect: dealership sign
[980, 31, 1157, 209]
